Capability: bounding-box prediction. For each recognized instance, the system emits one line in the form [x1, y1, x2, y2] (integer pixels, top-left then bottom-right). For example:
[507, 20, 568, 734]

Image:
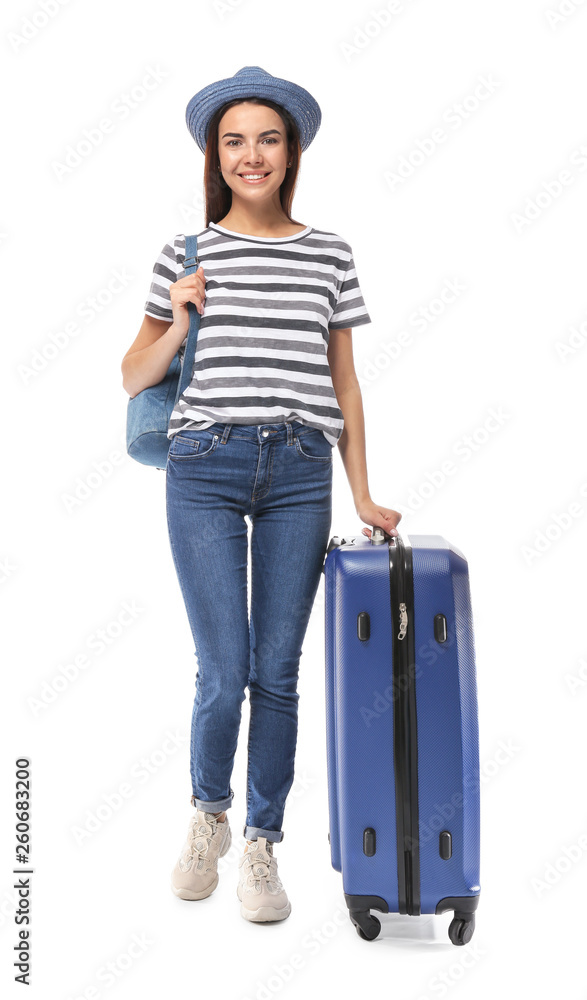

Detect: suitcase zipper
[390, 535, 420, 915]
[398, 602, 408, 640]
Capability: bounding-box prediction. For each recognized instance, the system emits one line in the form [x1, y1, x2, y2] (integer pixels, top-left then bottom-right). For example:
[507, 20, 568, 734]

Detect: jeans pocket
[294, 430, 333, 462]
[169, 431, 219, 460]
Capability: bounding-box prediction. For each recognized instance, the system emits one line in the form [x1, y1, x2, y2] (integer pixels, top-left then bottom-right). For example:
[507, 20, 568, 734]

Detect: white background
[3, 0, 587, 995]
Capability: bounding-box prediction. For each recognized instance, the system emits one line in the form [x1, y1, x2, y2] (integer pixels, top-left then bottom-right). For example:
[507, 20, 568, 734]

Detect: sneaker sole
[171, 825, 232, 900]
[236, 884, 291, 922]
[171, 877, 219, 901]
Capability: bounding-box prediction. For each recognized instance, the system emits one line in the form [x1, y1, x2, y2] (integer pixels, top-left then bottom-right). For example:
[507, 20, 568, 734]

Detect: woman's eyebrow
[221, 129, 282, 139]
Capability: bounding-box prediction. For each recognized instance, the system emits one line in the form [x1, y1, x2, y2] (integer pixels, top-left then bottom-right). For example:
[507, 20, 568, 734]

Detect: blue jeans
[165, 420, 333, 843]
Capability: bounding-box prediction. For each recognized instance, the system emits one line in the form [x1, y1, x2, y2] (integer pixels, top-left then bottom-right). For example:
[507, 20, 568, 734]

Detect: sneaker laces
[183, 812, 222, 872]
[244, 842, 283, 892]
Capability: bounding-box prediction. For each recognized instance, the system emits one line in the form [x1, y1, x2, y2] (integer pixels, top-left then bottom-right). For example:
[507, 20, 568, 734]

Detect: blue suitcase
[324, 529, 480, 944]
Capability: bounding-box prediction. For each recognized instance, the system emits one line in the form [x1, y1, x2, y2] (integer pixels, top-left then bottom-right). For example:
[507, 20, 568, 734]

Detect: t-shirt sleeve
[329, 249, 372, 330]
[144, 234, 184, 322]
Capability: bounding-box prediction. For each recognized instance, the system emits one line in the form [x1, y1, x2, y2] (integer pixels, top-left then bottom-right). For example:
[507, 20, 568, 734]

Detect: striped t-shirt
[143, 221, 372, 446]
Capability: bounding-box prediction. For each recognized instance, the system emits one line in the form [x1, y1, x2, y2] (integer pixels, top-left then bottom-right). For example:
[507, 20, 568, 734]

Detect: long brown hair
[203, 97, 303, 227]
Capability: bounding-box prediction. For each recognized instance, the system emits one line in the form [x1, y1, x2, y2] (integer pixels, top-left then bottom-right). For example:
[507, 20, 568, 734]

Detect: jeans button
[262, 430, 269, 437]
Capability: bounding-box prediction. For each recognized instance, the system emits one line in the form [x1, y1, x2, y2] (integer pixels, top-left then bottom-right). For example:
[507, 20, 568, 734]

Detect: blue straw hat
[185, 65, 322, 154]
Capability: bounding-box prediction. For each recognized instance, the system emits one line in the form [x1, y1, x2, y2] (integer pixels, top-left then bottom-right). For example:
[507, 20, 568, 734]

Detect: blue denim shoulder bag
[126, 234, 200, 470]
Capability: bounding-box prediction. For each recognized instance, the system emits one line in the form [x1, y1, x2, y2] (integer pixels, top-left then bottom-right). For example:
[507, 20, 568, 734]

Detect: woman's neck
[216, 208, 306, 238]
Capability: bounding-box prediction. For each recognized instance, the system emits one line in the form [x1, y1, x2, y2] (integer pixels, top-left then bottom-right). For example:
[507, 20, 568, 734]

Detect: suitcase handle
[370, 525, 397, 544]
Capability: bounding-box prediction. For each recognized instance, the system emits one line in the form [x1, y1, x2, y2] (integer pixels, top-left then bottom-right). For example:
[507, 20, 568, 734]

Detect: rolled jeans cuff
[243, 824, 284, 844]
[191, 786, 234, 812]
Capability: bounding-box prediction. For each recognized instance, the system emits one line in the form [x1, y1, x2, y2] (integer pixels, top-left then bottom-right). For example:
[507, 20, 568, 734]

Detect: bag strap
[174, 233, 200, 404]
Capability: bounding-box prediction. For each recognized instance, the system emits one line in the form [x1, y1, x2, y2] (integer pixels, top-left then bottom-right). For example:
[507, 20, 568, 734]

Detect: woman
[121, 65, 401, 924]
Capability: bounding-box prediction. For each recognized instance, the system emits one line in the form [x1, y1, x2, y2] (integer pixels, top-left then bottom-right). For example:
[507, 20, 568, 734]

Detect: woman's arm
[328, 328, 402, 535]
[327, 328, 370, 507]
[121, 315, 187, 398]
[121, 265, 207, 397]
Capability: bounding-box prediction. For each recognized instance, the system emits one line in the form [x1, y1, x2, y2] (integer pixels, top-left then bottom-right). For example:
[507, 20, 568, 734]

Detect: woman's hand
[169, 264, 206, 335]
[356, 500, 403, 539]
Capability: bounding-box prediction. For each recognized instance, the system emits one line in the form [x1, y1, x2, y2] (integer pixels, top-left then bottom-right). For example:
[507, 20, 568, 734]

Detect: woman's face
[217, 102, 291, 205]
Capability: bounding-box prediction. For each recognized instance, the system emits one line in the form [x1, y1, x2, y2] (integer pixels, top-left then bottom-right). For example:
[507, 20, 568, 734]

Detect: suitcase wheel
[350, 910, 381, 941]
[448, 913, 475, 946]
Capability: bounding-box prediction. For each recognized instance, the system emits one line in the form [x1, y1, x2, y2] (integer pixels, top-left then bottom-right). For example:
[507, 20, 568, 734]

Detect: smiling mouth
[238, 172, 271, 182]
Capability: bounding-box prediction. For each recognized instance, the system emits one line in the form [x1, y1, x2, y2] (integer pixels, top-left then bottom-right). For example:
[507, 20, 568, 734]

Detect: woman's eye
[226, 138, 278, 146]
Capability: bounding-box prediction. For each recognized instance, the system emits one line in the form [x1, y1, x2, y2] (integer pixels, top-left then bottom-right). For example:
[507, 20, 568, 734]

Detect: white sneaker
[171, 810, 232, 900]
[237, 837, 291, 922]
